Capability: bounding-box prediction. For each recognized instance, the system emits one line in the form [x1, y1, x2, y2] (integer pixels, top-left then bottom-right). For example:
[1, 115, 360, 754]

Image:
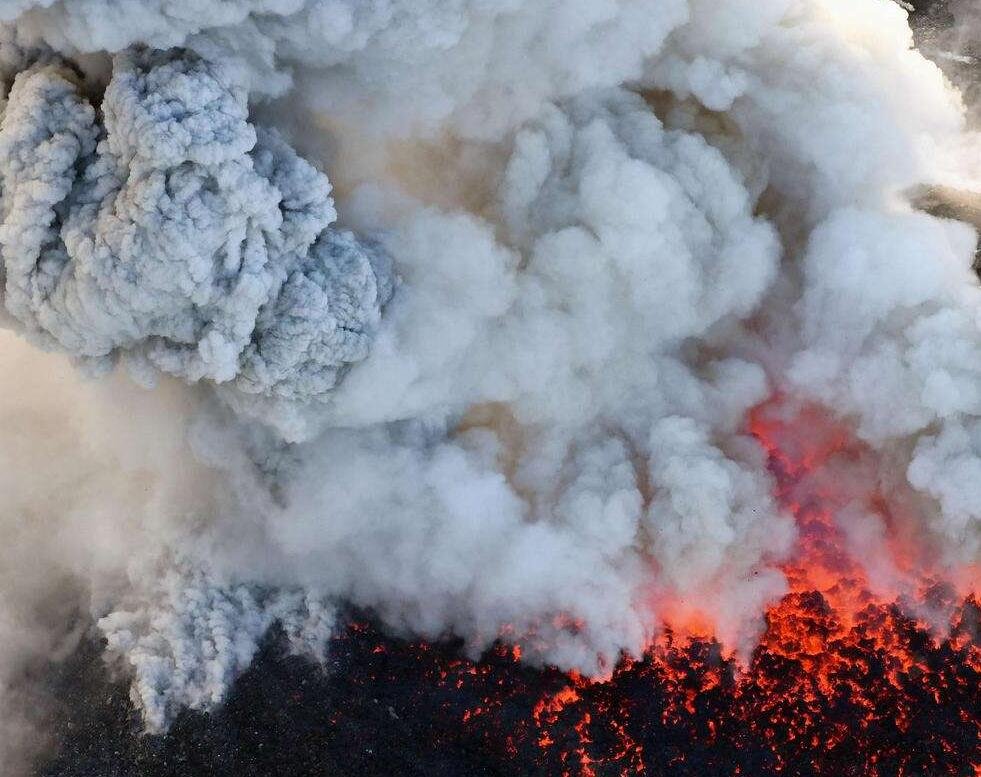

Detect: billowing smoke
[0, 0, 978, 772]
[0, 46, 392, 431]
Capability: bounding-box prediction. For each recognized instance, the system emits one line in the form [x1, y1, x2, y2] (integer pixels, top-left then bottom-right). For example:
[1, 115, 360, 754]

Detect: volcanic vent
[0, 1, 978, 776]
[40, 400, 981, 776]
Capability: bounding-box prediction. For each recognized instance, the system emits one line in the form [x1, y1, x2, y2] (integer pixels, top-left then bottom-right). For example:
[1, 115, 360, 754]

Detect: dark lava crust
[37, 597, 981, 777]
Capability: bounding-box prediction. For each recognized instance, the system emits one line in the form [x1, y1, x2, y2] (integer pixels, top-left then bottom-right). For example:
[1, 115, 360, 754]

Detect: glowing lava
[65, 399, 976, 775]
[431, 399, 981, 775]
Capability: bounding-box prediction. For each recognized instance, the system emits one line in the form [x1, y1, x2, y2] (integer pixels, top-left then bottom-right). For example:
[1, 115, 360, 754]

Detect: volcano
[0, 0, 979, 775]
[38, 401, 981, 776]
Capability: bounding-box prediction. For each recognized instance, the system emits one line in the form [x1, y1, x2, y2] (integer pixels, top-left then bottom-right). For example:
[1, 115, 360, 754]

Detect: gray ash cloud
[0, 47, 391, 415]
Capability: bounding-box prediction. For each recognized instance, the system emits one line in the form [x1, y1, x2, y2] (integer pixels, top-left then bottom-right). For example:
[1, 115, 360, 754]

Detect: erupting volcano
[41, 400, 981, 776]
[0, 0, 979, 775]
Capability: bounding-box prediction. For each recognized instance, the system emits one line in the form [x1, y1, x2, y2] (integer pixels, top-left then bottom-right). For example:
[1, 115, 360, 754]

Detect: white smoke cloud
[0, 0, 692, 136]
[0, 0, 978, 769]
[0, 330, 222, 767]
[100, 566, 336, 733]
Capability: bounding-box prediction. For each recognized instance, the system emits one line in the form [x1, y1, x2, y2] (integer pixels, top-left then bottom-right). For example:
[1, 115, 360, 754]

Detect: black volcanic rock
[36, 600, 981, 777]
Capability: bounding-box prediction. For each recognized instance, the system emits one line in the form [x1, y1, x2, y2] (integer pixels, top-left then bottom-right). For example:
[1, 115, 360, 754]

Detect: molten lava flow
[450, 400, 978, 774]
[249, 399, 978, 776]
[749, 400, 980, 692]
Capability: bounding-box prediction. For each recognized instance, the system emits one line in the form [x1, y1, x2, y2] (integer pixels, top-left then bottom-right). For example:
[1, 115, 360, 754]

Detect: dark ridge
[909, 0, 980, 122]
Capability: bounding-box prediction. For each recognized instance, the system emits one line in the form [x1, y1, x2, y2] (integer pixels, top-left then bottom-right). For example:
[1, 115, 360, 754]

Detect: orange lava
[324, 399, 979, 776]
[482, 399, 980, 774]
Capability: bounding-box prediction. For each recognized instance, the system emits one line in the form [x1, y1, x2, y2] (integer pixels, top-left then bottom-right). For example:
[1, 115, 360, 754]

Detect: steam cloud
[0, 46, 392, 424]
[0, 0, 977, 771]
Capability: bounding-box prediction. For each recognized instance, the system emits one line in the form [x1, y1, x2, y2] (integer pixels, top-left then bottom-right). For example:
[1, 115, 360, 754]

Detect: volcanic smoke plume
[0, 0, 977, 774]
